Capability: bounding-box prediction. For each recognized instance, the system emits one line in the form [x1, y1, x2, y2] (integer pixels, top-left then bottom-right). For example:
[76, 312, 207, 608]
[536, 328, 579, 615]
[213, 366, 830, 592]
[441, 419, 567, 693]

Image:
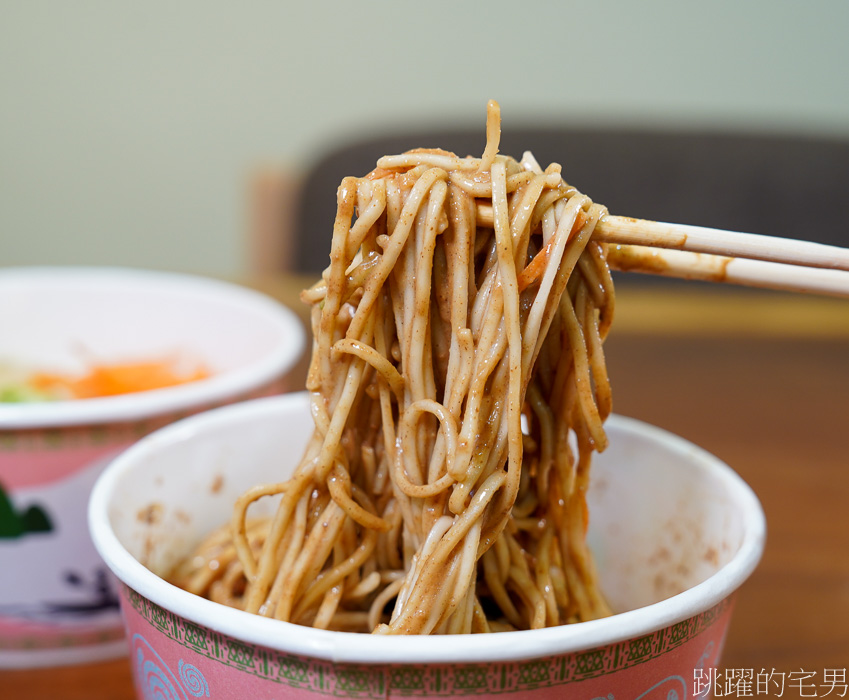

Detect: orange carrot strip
[517, 210, 588, 292]
[31, 360, 208, 399]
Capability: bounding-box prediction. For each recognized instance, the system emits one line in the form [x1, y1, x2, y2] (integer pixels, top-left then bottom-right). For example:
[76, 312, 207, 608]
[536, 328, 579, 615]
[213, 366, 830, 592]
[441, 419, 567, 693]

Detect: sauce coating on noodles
[172, 101, 614, 634]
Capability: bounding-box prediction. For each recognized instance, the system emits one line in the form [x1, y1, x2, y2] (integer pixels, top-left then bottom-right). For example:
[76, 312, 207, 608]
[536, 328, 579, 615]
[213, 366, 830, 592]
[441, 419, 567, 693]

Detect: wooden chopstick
[473, 202, 849, 295]
[475, 203, 849, 272]
[607, 244, 849, 298]
[598, 216, 849, 272]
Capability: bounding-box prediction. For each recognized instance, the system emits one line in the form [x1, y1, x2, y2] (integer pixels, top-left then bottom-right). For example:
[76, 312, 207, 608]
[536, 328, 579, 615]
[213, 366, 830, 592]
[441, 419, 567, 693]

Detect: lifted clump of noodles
[171, 100, 615, 634]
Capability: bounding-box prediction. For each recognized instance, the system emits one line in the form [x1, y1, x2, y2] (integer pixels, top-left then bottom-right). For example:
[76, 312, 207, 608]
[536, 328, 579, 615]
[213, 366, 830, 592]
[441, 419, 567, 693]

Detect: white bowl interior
[109, 395, 315, 578]
[586, 421, 744, 612]
[93, 392, 765, 665]
[0, 268, 304, 427]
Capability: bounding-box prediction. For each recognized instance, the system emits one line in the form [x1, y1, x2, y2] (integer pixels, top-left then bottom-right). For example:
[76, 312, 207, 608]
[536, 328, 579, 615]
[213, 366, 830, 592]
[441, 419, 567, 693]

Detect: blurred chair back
[257, 125, 849, 276]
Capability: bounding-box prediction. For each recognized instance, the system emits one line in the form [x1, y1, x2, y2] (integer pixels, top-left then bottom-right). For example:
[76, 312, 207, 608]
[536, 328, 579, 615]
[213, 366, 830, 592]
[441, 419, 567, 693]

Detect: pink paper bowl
[0, 267, 305, 668]
[88, 391, 765, 698]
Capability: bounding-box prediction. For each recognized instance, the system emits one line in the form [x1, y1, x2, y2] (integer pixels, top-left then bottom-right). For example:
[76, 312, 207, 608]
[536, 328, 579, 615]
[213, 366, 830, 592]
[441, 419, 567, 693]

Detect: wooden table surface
[3, 278, 848, 698]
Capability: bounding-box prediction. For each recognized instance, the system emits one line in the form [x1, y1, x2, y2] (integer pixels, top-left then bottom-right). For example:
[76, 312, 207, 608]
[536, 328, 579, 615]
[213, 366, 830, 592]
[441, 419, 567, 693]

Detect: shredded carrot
[364, 167, 398, 180]
[517, 210, 588, 292]
[31, 360, 208, 399]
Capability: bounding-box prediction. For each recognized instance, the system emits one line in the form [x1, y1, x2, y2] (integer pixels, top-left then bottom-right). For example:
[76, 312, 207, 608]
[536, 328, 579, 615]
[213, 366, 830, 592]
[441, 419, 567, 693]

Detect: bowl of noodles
[89, 391, 765, 699]
[95, 100, 765, 696]
[0, 267, 305, 668]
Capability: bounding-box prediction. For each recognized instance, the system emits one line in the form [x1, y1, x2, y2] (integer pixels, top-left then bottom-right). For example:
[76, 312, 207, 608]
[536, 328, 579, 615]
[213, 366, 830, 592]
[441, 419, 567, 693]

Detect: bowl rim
[0, 267, 305, 429]
[88, 392, 766, 665]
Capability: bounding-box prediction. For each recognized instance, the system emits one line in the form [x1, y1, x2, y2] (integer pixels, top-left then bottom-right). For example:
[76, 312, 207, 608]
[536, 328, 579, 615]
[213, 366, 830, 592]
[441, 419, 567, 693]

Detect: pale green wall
[2, 1, 848, 276]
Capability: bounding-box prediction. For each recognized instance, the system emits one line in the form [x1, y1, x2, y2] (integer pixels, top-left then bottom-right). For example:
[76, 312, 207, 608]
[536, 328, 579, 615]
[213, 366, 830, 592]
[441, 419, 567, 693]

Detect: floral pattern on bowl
[122, 584, 732, 699]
